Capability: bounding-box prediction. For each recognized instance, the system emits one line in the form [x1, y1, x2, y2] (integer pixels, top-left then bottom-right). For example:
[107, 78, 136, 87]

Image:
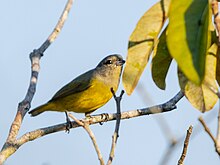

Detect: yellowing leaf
[167, 0, 211, 85]
[179, 44, 218, 112]
[123, 0, 170, 95]
[216, 48, 220, 86]
[152, 29, 172, 90]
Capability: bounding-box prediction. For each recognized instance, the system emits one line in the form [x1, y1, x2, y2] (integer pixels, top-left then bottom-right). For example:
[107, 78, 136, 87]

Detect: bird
[29, 54, 125, 117]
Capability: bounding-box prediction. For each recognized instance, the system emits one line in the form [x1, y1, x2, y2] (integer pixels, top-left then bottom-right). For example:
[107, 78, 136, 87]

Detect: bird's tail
[29, 102, 56, 117]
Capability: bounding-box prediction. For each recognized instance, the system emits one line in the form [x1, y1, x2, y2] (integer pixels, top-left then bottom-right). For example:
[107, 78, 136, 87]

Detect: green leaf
[167, 0, 211, 85]
[151, 29, 173, 90]
[178, 44, 218, 112]
[122, 0, 170, 95]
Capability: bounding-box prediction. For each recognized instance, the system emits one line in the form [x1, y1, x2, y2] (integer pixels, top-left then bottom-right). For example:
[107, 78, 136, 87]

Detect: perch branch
[107, 89, 124, 165]
[0, 0, 73, 164]
[12, 91, 183, 154]
[177, 125, 193, 165]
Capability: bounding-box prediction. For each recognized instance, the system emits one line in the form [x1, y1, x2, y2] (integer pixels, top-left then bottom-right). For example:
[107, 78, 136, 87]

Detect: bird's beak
[116, 59, 125, 66]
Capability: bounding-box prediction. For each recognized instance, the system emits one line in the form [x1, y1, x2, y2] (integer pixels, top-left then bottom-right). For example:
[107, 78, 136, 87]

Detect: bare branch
[160, 110, 218, 165]
[198, 117, 216, 143]
[107, 90, 124, 165]
[1, 87, 183, 164]
[40, 0, 73, 53]
[0, 0, 73, 164]
[138, 90, 184, 115]
[83, 123, 104, 165]
[68, 113, 105, 165]
[199, 116, 220, 156]
[178, 125, 193, 165]
[13, 91, 183, 151]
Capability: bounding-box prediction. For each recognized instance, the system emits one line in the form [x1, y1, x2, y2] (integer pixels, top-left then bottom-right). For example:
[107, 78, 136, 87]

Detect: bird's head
[95, 54, 125, 78]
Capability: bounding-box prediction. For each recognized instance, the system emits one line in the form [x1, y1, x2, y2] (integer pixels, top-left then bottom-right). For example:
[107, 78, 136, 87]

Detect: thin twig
[160, 110, 218, 165]
[198, 117, 216, 143]
[199, 116, 220, 156]
[107, 89, 124, 165]
[39, 0, 73, 53]
[68, 113, 105, 165]
[0, 1, 73, 164]
[178, 125, 193, 165]
[68, 113, 84, 126]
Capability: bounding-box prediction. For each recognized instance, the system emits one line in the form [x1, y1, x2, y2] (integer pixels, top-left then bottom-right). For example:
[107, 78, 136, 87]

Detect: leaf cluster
[122, 0, 220, 112]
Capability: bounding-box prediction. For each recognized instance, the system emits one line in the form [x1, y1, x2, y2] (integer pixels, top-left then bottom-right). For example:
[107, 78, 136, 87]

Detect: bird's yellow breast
[53, 78, 116, 113]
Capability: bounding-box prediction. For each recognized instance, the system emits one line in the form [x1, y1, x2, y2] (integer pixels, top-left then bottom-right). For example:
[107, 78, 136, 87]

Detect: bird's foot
[65, 111, 72, 133]
[99, 113, 109, 125]
[85, 112, 93, 120]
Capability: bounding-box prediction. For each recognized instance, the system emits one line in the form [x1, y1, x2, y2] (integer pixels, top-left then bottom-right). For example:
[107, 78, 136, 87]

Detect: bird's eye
[104, 60, 112, 65]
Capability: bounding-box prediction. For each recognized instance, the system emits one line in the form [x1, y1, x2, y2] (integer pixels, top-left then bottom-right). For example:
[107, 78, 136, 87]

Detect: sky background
[1, 0, 220, 165]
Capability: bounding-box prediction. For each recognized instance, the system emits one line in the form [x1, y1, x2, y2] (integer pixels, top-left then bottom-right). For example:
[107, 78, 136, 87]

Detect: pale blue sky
[1, 0, 219, 165]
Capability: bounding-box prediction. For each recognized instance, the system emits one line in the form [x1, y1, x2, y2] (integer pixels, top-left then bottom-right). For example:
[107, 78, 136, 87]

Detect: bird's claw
[99, 113, 109, 125]
[65, 111, 72, 133]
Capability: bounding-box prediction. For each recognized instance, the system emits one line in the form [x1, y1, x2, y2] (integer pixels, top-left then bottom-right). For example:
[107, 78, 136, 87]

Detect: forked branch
[0, 0, 73, 164]
[107, 89, 125, 165]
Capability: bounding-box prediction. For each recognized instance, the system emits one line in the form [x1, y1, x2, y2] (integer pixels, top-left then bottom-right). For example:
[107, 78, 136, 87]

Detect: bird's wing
[50, 69, 94, 101]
